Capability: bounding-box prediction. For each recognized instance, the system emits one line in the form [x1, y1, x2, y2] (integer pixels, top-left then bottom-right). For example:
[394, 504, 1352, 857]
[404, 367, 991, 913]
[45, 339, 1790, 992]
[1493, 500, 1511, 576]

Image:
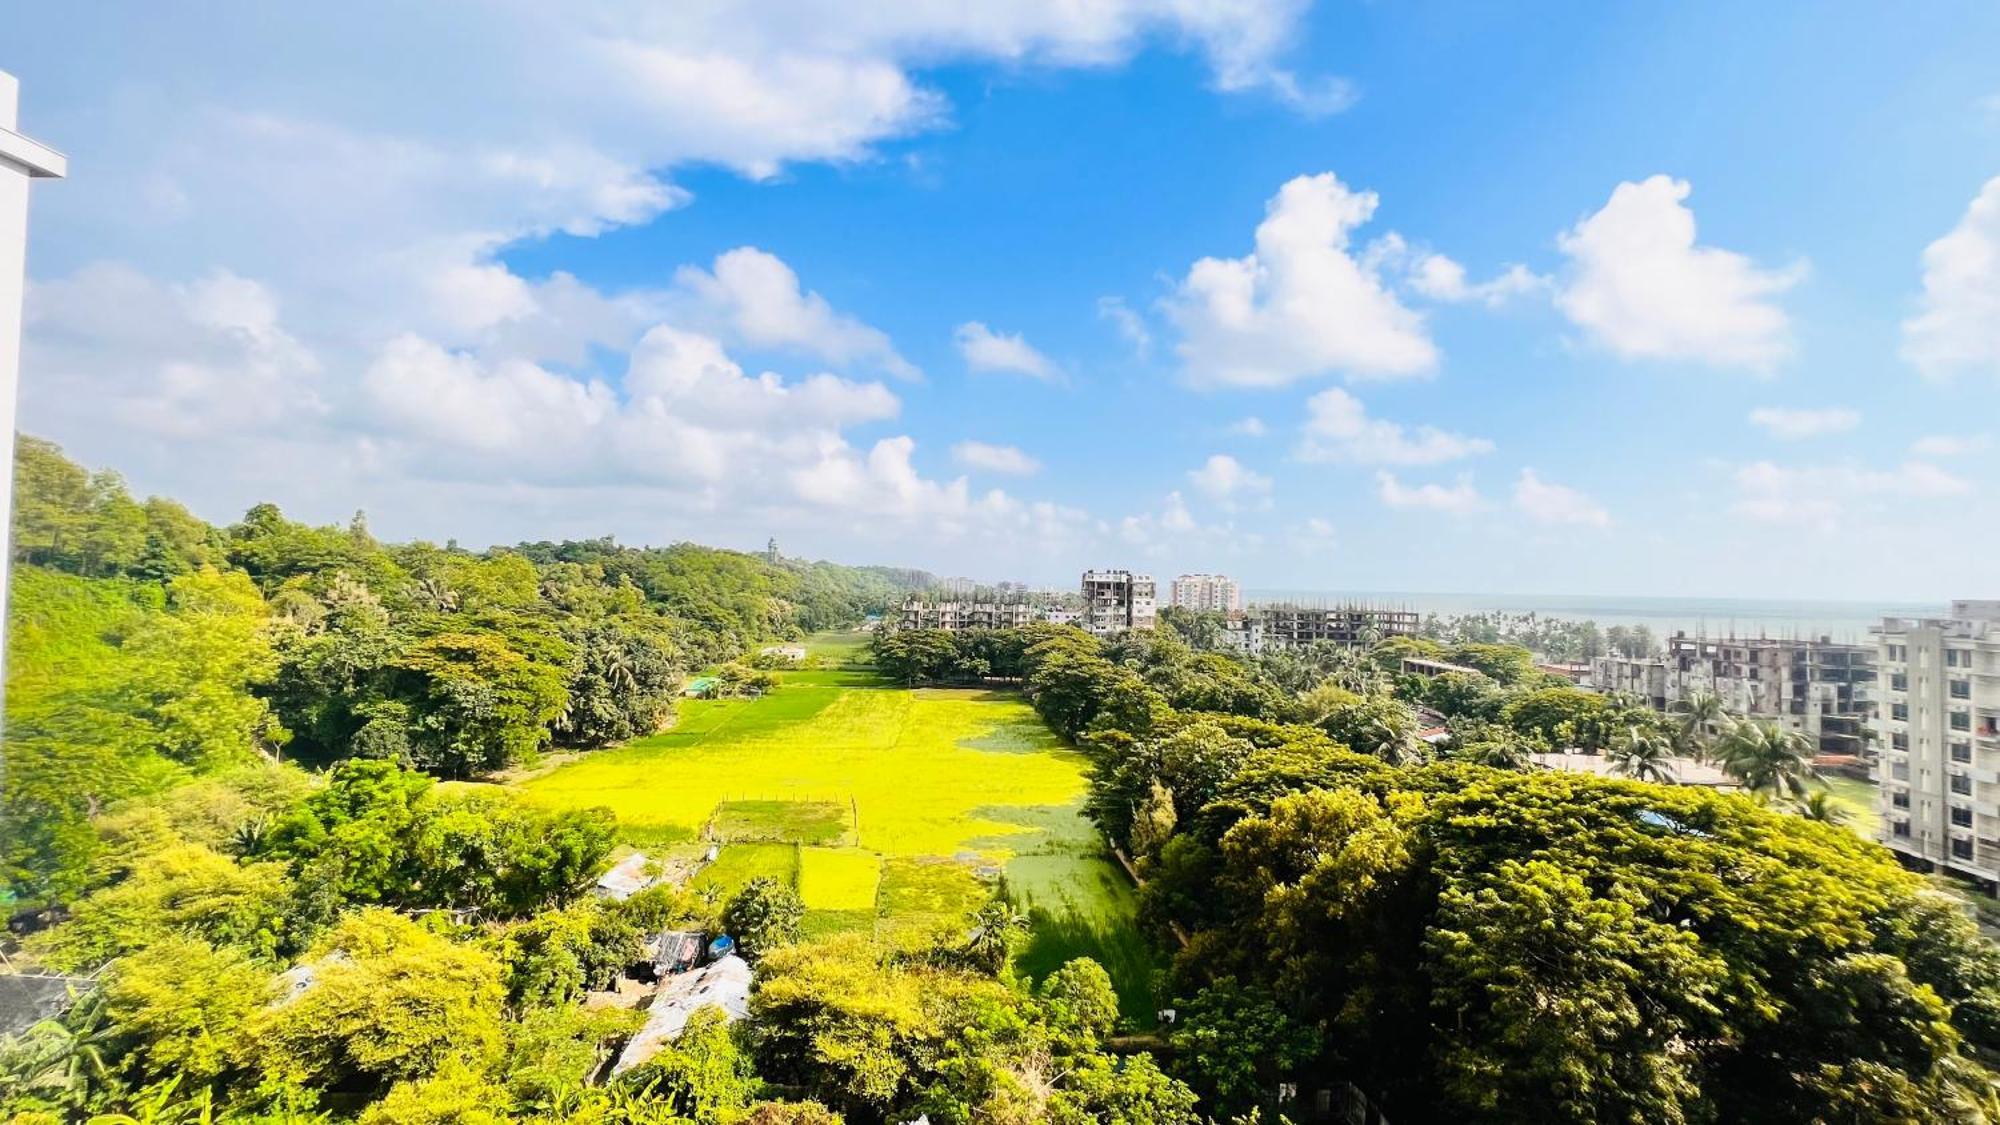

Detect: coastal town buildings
[1081, 569, 1157, 635]
[1219, 603, 1420, 655]
[1873, 601, 2000, 889]
[1170, 573, 1243, 614]
[1590, 633, 1875, 758]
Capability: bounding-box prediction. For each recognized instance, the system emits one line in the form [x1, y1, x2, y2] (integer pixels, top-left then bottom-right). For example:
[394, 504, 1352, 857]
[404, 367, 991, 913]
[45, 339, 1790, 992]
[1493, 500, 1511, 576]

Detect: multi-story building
[1218, 603, 1419, 654]
[1169, 573, 1242, 614]
[1589, 632, 1874, 757]
[1873, 601, 2000, 890]
[1081, 570, 1156, 635]
[898, 598, 1036, 631]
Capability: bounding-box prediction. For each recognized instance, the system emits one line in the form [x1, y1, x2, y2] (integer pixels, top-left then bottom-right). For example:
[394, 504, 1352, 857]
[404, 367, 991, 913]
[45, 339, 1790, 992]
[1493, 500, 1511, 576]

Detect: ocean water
[1242, 590, 1948, 645]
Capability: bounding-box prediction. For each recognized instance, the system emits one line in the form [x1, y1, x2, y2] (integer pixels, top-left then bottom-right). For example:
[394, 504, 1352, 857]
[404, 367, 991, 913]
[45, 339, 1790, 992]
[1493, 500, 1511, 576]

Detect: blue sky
[5, 2, 2000, 599]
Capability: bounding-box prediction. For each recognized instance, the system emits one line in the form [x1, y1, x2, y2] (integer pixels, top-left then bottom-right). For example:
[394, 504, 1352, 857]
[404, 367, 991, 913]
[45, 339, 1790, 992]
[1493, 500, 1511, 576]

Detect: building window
[1894, 732, 1910, 751]
[1952, 712, 1972, 731]
[1953, 742, 1973, 763]
[1953, 838, 1975, 860]
[1952, 773, 1974, 796]
[1948, 650, 1967, 668]
[1952, 679, 1972, 699]
[1893, 703, 1910, 721]
[1893, 820, 1912, 838]
[1893, 791, 1911, 809]
[1890, 645, 1908, 661]
[1953, 806, 1974, 828]
[1892, 673, 1909, 691]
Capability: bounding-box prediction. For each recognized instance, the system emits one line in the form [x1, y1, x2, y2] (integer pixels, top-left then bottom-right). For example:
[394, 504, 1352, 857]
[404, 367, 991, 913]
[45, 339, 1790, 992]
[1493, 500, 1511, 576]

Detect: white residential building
[1873, 601, 2000, 890]
[1081, 570, 1156, 635]
[1590, 633, 1875, 758]
[0, 72, 66, 673]
[1170, 573, 1242, 613]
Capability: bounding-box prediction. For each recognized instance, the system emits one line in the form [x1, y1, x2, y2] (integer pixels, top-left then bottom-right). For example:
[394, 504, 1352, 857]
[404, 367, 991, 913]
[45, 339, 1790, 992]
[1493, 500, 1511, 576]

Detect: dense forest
[8, 436, 2000, 1123]
[878, 622, 2000, 1122]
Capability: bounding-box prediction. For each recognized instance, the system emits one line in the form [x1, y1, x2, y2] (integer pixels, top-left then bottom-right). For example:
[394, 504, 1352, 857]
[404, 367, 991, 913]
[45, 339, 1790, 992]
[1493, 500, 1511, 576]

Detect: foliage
[724, 878, 806, 958]
[29, 844, 292, 971]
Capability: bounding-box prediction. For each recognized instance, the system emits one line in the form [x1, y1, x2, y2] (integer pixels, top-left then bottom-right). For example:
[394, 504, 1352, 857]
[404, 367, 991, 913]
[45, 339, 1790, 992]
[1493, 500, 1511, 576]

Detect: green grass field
[517, 630, 1161, 1018]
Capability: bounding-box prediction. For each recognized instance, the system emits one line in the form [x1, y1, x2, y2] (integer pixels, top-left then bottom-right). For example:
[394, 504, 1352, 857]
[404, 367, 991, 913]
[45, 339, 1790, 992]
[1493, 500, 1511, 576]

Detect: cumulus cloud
[1289, 516, 1338, 552]
[1375, 471, 1483, 514]
[1902, 176, 2000, 380]
[1731, 460, 1971, 530]
[1295, 388, 1492, 465]
[1747, 406, 1861, 440]
[1226, 416, 1269, 437]
[1187, 453, 1273, 508]
[1513, 469, 1610, 527]
[952, 440, 1042, 475]
[1405, 253, 1545, 306]
[669, 248, 919, 379]
[1166, 172, 1438, 387]
[14, 1, 1331, 570]
[1555, 175, 1802, 371]
[25, 264, 324, 440]
[955, 322, 1061, 381]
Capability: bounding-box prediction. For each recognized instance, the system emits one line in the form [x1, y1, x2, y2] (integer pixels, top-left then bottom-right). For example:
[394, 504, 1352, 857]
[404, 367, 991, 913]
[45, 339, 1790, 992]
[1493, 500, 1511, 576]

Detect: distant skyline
[5, 3, 2000, 600]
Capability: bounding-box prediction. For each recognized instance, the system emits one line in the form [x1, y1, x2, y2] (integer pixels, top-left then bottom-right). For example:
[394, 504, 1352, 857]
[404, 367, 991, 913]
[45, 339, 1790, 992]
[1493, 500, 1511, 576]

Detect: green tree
[723, 878, 805, 959]
[1715, 720, 1819, 800]
[1607, 723, 1677, 783]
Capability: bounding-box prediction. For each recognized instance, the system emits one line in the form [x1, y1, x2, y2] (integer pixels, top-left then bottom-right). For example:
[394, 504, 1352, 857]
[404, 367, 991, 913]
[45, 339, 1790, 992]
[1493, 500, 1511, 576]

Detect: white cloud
[1747, 406, 1861, 440]
[1731, 460, 1971, 530]
[1513, 469, 1610, 527]
[1911, 433, 1990, 458]
[1902, 176, 2000, 380]
[952, 440, 1042, 475]
[1295, 387, 1492, 465]
[1405, 253, 1545, 306]
[1555, 175, 1802, 371]
[1289, 516, 1338, 552]
[1375, 471, 1483, 514]
[1226, 416, 1269, 437]
[955, 322, 1061, 381]
[1166, 172, 1438, 387]
[1097, 296, 1153, 358]
[14, 1, 1329, 575]
[1187, 453, 1273, 508]
[670, 248, 919, 379]
[25, 264, 324, 440]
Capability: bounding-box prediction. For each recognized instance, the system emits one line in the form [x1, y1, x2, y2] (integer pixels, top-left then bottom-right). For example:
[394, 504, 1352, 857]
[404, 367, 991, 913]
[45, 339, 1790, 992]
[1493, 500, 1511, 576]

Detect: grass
[521, 629, 1158, 1008]
[711, 799, 851, 845]
[690, 842, 799, 893]
[1821, 774, 1880, 838]
[798, 847, 882, 911]
[521, 678, 1090, 860]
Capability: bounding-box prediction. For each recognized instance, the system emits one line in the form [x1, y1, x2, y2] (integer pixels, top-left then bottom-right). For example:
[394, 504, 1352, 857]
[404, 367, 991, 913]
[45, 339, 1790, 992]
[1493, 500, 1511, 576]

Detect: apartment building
[1169, 573, 1243, 614]
[1589, 633, 1874, 757]
[1081, 570, 1157, 635]
[1873, 601, 2000, 889]
[897, 598, 1037, 631]
[1218, 603, 1420, 655]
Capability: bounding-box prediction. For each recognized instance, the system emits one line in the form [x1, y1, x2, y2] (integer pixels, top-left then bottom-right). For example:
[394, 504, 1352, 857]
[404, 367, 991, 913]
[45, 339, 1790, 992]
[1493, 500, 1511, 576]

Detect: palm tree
[1797, 790, 1850, 826]
[1670, 690, 1729, 757]
[1608, 724, 1678, 784]
[964, 900, 1029, 974]
[1715, 720, 1819, 801]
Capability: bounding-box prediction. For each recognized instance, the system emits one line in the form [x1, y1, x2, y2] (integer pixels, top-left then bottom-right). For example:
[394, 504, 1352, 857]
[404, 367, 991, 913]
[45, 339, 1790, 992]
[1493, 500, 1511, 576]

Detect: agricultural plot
[520, 632, 1163, 1019]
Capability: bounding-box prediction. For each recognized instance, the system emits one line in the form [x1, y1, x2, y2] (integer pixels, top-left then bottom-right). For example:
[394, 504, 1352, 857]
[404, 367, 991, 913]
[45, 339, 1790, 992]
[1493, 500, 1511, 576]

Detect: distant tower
[765, 537, 780, 564]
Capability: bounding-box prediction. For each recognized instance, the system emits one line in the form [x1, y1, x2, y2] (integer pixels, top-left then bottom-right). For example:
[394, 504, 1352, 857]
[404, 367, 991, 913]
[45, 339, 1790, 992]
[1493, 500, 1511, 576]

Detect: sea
[1242, 590, 1949, 645]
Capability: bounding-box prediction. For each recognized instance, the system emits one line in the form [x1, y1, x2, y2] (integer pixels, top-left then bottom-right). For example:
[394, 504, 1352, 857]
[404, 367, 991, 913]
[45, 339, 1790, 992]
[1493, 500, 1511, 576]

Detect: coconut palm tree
[1608, 724, 1678, 784]
[1796, 790, 1850, 826]
[1670, 690, 1729, 757]
[1715, 720, 1819, 801]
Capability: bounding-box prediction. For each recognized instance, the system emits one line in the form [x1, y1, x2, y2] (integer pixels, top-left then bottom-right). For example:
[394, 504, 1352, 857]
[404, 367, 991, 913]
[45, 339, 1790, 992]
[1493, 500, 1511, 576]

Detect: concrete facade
[1873, 602, 2000, 889]
[1170, 573, 1242, 613]
[1590, 633, 1875, 757]
[1081, 570, 1156, 635]
[1219, 603, 1420, 654]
